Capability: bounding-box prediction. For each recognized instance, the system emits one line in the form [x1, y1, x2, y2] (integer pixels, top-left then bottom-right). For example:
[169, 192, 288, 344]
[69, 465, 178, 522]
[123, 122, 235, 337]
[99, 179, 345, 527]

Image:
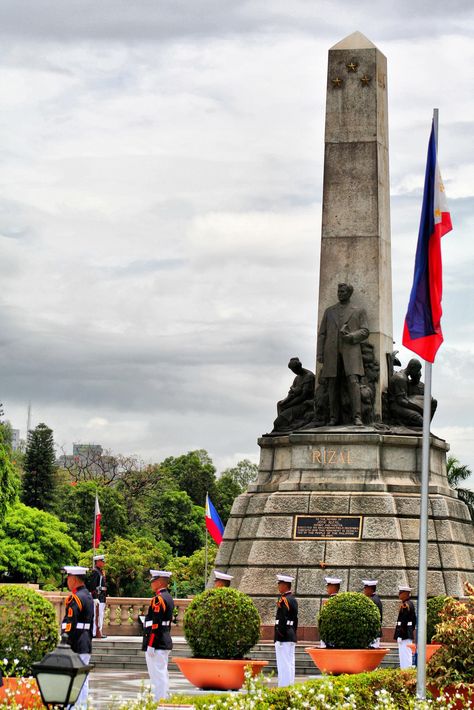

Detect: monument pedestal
[215, 430, 474, 632]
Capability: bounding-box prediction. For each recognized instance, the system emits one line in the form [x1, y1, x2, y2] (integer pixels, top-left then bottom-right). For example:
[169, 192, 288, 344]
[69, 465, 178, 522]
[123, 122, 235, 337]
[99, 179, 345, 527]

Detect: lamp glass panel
[36, 673, 72, 704]
[69, 673, 87, 704]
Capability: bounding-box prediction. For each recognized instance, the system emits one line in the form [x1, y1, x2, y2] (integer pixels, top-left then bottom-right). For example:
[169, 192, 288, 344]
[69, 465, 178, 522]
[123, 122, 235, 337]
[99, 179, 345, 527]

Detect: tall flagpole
[416, 107, 438, 700]
[204, 493, 208, 587]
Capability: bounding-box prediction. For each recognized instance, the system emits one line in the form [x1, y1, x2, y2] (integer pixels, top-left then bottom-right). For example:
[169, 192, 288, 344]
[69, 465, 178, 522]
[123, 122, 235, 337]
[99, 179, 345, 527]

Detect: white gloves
[146, 647, 156, 656]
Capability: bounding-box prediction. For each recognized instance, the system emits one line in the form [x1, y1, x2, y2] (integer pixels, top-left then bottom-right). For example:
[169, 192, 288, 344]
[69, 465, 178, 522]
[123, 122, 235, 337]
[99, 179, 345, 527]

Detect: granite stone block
[264, 493, 310, 514]
[223, 516, 243, 540]
[256, 515, 294, 539]
[247, 494, 270, 514]
[395, 497, 422, 516]
[439, 543, 473, 571]
[237, 516, 260, 539]
[362, 516, 400, 539]
[239, 567, 297, 596]
[309, 494, 350, 514]
[298, 597, 320, 626]
[381, 446, 417, 473]
[406, 570, 446, 597]
[297, 568, 348, 595]
[214, 540, 235, 567]
[402, 543, 441, 568]
[228, 540, 254, 566]
[349, 494, 396, 514]
[248, 540, 325, 567]
[325, 540, 405, 567]
[348, 568, 402, 597]
[230, 494, 250, 516]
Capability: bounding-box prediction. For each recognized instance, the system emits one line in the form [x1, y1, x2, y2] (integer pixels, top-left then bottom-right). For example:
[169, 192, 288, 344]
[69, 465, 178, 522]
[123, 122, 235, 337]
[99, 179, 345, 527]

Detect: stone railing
[40, 592, 192, 636]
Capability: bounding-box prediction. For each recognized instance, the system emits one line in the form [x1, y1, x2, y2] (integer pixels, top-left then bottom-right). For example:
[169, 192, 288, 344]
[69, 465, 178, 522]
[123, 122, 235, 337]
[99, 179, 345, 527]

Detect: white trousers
[397, 638, 413, 669]
[74, 653, 91, 708]
[93, 601, 106, 636]
[275, 641, 295, 687]
[145, 648, 170, 700]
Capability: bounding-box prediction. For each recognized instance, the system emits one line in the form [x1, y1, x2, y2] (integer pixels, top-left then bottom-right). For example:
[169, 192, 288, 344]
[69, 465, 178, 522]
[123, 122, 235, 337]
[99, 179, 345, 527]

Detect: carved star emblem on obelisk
[346, 62, 358, 72]
[331, 77, 343, 88]
[360, 75, 372, 86]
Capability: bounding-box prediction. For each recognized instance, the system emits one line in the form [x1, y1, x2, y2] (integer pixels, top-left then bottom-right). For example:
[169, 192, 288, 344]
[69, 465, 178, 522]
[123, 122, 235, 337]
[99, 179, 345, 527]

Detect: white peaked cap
[362, 579, 378, 586]
[63, 566, 89, 576]
[277, 574, 294, 583]
[325, 577, 342, 585]
[214, 570, 234, 581]
[150, 569, 172, 579]
[93, 554, 105, 561]
[398, 585, 412, 592]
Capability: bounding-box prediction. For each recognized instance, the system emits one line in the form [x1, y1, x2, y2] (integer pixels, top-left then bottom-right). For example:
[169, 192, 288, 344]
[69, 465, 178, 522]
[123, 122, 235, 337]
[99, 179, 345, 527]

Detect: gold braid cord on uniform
[152, 595, 167, 613]
[278, 595, 290, 610]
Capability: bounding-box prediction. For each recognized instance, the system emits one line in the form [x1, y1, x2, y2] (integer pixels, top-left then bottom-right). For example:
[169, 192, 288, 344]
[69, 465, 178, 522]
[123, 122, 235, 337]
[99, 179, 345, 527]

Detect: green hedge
[0, 585, 58, 676]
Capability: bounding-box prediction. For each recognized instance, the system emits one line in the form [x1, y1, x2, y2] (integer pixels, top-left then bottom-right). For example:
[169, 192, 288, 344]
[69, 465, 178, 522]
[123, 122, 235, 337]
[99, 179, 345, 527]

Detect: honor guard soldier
[88, 554, 107, 639]
[362, 579, 383, 647]
[274, 573, 298, 687]
[213, 570, 233, 588]
[142, 570, 174, 702]
[394, 585, 417, 668]
[61, 566, 94, 707]
[320, 577, 341, 647]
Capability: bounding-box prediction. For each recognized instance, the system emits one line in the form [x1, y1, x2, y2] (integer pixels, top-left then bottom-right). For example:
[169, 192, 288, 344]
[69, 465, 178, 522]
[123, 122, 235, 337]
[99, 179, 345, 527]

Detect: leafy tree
[0, 429, 19, 524]
[148, 489, 205, 556]
[79, 536, 172, 597]
[220, 459, 258, 490]
[21, 422, 57, 511]
[168, 544, 217, 597]
[0, 502, 80, 583]
[53, 480, 128, 550]
[446, 455, 474, 521]
[158, 450, 217, 507]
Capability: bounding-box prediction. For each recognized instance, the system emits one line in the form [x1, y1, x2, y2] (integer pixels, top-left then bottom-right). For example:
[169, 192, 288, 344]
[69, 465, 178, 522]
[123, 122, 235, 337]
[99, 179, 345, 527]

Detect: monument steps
[90, 638, 400, 673]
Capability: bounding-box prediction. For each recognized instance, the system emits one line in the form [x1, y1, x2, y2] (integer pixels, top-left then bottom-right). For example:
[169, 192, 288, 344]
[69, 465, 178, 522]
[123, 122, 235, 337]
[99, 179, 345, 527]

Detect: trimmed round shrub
[183, 588, 261, 659]
[427, 594, 449, 643]
[318, 592, 381, 649]
[0, 585, 58, 676]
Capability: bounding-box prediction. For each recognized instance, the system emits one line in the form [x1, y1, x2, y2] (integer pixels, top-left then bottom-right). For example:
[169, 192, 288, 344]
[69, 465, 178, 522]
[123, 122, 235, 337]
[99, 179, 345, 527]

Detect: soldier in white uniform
[394, 585, 416, 668]
[274, 574, 298, 687]
[142, 570, 174, 701]
[88, 554, 107, 638]
[213, 570, 234, 588]
[320, 576, 341, 647]
[362, 579, 383, 647]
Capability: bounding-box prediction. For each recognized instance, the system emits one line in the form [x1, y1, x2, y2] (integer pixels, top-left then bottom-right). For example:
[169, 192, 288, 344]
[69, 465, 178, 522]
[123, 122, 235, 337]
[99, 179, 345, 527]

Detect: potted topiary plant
[408, 594, 447, 661]
[306, 592, 388, 674]
[0, 585, 58, 707]
[427, 582, 474, 709]
[172, 587, 267, 690]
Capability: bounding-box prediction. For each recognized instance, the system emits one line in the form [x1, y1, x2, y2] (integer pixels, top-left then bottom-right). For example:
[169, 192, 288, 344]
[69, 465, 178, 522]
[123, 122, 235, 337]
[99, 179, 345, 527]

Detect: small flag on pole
[205, 494, 225, 545]
[402, 121, 453, 362]
[93, 493, 101, 549]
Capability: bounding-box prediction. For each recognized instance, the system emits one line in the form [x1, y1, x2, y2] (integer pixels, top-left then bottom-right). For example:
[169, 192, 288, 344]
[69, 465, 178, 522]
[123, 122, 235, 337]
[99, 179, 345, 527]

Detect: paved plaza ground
[87, 668, 313, 708]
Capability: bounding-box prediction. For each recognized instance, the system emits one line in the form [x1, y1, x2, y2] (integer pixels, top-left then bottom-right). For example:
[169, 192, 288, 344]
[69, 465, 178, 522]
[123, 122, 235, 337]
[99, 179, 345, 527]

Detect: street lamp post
[31, 635, 93, 708]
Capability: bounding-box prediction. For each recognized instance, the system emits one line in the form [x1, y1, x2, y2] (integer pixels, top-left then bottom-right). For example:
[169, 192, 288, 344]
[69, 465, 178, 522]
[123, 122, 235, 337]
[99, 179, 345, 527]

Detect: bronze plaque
[293, 515, 362, 540]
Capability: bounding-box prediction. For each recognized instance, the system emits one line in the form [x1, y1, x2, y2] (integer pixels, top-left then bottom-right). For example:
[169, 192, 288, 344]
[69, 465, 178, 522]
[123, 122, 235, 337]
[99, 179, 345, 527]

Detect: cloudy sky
[0, 1, 473, 480]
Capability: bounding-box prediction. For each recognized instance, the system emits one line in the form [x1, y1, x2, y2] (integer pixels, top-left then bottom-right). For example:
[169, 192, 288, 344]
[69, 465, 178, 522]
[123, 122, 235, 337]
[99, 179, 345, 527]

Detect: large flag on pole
[205, 494, 225, 545]
[402, 122, 452, 362]
[93, 493, 101, 548]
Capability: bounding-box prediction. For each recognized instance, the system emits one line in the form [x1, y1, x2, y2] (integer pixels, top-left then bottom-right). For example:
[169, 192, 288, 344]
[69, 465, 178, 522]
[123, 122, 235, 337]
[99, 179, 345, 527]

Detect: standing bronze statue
[317, 283, 369, 426]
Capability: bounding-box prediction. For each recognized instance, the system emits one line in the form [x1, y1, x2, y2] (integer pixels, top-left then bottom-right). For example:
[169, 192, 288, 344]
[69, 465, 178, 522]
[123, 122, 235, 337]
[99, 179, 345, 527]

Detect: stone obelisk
[318, 31, 392, 416]
[215, 32, 474, 639]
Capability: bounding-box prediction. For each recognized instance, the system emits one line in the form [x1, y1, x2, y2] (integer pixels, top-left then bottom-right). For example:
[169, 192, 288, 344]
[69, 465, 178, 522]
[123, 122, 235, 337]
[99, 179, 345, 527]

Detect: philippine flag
[402, 121, 452, 363]
[205, 494, 225, 545]
[93, 493, 102, 548]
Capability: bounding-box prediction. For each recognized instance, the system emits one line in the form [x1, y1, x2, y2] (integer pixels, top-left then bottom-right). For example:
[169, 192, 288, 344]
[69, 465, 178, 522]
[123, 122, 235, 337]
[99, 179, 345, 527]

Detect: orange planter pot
[172, 657, 268, 690]
[0, 678, 43, 708]
[305, 647, 389, 675]
[408, 643, 442, 661]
